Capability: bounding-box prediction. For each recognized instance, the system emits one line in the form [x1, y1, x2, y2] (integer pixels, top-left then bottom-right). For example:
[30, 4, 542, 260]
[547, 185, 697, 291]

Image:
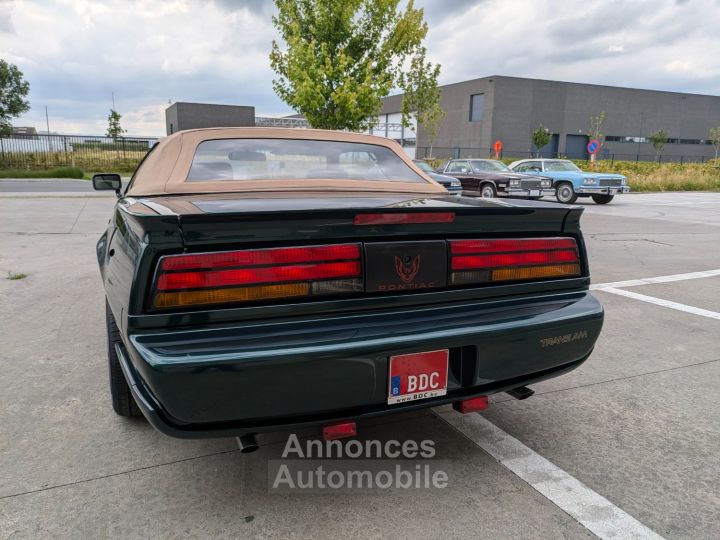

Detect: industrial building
[376, 75, 720, 162]
[165, 102, 256, 134]
[164, 102, 313, 134]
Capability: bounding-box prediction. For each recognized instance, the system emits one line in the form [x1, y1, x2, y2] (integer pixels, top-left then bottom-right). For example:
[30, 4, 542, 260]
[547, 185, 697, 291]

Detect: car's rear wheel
[480, 183, 497, 198]
[591, 194, 614, 204]
[556, 182, 578, 204]
[106, 301, 142, 418]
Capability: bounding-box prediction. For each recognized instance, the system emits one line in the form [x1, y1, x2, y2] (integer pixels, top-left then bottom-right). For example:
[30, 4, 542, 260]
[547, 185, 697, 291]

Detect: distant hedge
[0, 166, 85, 179]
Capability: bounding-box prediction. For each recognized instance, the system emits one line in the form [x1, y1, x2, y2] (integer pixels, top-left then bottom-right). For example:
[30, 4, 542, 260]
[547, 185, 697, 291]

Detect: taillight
[354, 212, 455, 225]
[449, 237, 581, 285]
[153, 244, 362, 309]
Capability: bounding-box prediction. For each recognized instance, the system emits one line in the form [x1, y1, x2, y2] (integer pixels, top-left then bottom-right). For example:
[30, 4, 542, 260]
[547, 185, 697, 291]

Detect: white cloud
[1, 0, 719, 135]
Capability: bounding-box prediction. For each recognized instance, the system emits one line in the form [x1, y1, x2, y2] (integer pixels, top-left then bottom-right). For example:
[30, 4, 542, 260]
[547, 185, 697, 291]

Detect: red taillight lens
[161, 244, 361, 271]
[450, 238, 577, 254]
[153, 244, 362, 309]
[449, 237, 581, 285]
[157, 261, 361, 291]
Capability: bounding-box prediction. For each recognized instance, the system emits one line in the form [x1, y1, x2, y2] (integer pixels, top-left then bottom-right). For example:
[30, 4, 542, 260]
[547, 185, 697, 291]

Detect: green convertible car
[94, 127, 603, 450]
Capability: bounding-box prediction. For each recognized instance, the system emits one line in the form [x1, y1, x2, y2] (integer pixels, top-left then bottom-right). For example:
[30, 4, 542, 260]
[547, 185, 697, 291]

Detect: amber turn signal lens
[154, 283, 310, 308]
[491, 264, 581, 282]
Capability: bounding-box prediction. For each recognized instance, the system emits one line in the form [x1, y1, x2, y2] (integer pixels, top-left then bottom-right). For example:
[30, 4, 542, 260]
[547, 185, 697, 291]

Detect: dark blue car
[413, 159, 463, 195]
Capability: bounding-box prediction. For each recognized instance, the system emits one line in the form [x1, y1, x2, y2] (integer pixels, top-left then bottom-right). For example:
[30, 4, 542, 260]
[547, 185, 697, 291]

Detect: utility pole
[112, 91, 116, 110]
[45, 106, 50, 134]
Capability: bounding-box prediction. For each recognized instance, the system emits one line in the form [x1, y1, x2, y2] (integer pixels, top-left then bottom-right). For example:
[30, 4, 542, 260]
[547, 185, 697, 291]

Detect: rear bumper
[120, 290, 604, 438]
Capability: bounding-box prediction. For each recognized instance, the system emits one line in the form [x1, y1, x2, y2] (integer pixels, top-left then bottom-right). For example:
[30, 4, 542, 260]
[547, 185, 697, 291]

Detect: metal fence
[0, 133, 160, 171]
[3, 134, 716, 171]
[417, 147, 717, 164]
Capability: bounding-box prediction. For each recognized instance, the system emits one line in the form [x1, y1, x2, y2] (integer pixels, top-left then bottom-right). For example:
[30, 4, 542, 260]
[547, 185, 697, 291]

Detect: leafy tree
[588, 111, 605, 143]
[531, 124, 551, 157]
[649, 129, 668, 161]
[398, 47, 444, 157]
[709, 126, 720, 163]
[106, 109, 126, 139]
[0, 59, 31, 136]
[270, 0, 441, 131]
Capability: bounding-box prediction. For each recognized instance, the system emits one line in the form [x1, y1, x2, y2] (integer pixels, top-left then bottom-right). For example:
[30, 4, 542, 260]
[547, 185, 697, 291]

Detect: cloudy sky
[2, 0, 718, 135]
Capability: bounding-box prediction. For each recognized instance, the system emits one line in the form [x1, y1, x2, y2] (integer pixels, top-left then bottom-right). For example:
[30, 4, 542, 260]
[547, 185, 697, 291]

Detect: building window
[606, 135, 711, 145]
[469, 94, 484, 122]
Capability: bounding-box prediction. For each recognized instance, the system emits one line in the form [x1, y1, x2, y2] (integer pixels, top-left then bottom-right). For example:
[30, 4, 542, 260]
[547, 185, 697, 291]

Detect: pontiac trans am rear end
[95, 127, 604, 440]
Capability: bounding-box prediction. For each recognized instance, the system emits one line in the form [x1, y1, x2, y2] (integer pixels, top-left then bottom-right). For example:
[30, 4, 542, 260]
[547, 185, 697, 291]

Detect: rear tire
[591, 194, 614, 204]
[556, 182, 578, 204]
[480, 183, 497, 198]
[106, 301, 142, 418]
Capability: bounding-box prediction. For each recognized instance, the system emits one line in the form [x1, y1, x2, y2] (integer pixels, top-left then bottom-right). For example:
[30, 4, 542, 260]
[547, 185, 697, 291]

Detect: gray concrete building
[380, 76, 720, 162]
[165, 102, 255, 135]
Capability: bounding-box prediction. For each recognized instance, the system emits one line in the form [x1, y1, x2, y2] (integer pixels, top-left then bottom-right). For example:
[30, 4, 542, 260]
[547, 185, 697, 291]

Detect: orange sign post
[493, 140, 503, 159]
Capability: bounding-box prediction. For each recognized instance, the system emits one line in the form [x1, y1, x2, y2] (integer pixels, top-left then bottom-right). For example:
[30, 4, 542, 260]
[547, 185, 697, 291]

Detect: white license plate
[609, 189, 617, 195]
[529, 190, 540, 197]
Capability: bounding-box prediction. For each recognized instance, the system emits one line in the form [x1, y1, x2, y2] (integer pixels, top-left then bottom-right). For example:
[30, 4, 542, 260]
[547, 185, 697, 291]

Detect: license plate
[529, 190, 540, 196]
[388, 350, 449, 405]
[610, 189, 617, 194]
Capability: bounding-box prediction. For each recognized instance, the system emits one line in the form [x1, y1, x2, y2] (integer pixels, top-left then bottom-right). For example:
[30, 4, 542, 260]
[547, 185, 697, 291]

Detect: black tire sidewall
[106, 301, 142, 418]
[592, 194, 614, 204]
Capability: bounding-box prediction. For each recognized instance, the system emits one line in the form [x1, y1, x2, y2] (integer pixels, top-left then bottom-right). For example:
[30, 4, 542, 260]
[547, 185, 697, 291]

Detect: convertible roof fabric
[125, 127, 446, 196]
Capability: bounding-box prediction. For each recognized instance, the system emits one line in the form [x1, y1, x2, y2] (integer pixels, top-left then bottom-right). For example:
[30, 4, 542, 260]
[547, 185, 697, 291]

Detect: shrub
[0, 166, 84, 178]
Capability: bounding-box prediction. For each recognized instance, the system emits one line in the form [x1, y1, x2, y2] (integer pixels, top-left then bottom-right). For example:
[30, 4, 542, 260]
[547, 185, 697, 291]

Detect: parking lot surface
[1, 191, 718, 539]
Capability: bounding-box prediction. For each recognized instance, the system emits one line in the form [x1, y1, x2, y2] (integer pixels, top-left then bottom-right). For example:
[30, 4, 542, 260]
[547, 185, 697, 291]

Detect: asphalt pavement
[0, 178, 128, 193]
[1, 191, 718, 539]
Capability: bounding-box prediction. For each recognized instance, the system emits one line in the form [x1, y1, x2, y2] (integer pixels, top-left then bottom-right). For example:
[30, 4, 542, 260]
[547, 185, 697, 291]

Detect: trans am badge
[395, 255, 421, 283]
[540, 330, 588, 348]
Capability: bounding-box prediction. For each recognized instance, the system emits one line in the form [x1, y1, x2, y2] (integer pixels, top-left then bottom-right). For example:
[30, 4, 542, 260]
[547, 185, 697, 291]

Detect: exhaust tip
[236, 434, 259, 453]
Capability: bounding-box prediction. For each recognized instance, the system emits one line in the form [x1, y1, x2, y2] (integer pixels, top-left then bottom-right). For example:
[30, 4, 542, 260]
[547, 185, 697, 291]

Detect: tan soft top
[126, 127, 446, 196]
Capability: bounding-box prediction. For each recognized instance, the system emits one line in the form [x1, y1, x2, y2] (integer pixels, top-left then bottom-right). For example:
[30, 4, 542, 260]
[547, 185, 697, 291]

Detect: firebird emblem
[395, 255, 421, 283]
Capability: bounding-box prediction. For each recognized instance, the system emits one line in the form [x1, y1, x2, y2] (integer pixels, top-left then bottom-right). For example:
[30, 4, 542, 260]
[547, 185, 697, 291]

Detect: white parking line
[591, 269, 720, 290]
[597, 287, 720, 320]
[434, 410, 665, 540]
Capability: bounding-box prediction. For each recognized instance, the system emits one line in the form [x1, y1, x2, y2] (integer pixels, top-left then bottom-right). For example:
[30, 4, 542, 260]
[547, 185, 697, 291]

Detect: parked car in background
[413, 159, 462, 195]
[92, 127, 603, 446]
[438, 159, 555, 199]
[509, 159, 629, 204]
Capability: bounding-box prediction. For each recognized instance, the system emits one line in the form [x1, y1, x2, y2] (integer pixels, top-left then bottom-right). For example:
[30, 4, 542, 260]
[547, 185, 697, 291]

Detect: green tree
[649, 129, 668, 161]
[106, 109, 126, 139]
[709, 126, 720, 163]
[270, 0, 441, 131]
[532, 124, 551, 157]
[398, 47, 444, 156]
[0, 59, 31, 136]
[588, 111, 605, 143]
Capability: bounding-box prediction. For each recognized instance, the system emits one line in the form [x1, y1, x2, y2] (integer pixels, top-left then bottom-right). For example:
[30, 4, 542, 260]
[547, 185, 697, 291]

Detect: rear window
[187, 139, 427, 183]
[544, 161, 581, 172]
